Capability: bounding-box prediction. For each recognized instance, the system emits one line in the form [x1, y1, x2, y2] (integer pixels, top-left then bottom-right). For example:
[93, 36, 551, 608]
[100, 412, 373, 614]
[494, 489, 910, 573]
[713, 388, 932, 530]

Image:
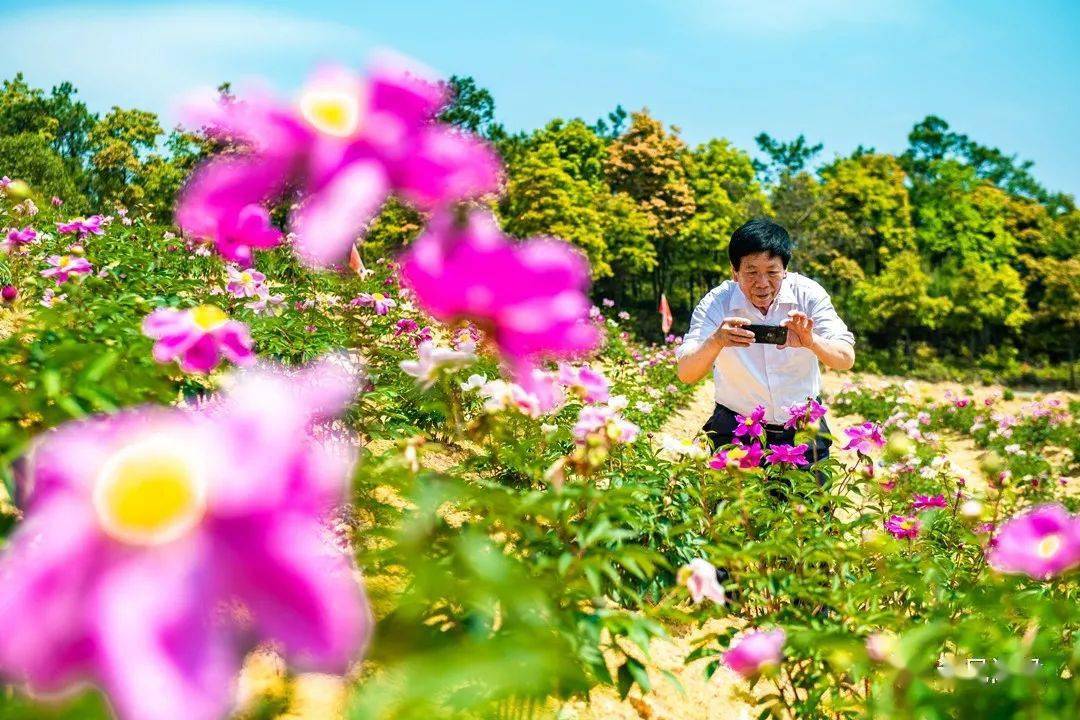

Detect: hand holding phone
[744, 324, 789, 345]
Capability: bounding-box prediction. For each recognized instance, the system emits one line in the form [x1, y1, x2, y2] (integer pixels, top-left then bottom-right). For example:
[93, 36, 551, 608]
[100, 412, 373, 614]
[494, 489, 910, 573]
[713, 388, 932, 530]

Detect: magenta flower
[178, 59, 499, 267]
[394, 318, 419, 336]
[55, 215, 105, 238]
[1, 285, 16, 303]
[351, 292, 396, 315]
[884, 514, 921, 539]
[842, 422, 885, 454]
[766, 443, 810, 468]
[142, 306, 255, 374]
[733, 406, 766, 440]
[400, 209, 599, 388]
[912, 493, 948, 511]
[723, 629, 786, 679]
[3, 226, 37, 251]
[783, 398, 827, 430]
[679, 559, 726, 605]
[558, 363, 610, 403]
[988, 504, 1080, 579]
[176, 160, 286, 265]
[0, 362, 371, 720]
[40, 255, 93, 285]
[709, 442, 764, 471]
[225, 266, 266, 298]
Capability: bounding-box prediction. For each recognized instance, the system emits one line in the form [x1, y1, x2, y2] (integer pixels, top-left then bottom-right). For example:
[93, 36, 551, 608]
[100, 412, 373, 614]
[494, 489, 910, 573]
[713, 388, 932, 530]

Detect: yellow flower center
[240, 272, 253, 284]
[59, 256, 72, 268]
[1037, 534, 1062, 559]
[902, 519, 916, 530]
[93, 439, 206, 546]
[371, 293, 385, 302]
[191, 304, 228, 331]
[299, 88, 363, 137]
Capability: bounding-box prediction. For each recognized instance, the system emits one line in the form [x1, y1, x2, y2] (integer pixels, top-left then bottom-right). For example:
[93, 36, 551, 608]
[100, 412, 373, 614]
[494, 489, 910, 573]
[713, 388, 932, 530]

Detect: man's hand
[710, 316, 755, 349]
[780, 310, 815, 349]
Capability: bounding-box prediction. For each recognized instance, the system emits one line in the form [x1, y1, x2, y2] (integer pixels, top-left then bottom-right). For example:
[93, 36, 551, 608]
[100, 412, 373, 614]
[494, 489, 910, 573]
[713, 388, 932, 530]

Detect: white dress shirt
[676, 272, 855, 425]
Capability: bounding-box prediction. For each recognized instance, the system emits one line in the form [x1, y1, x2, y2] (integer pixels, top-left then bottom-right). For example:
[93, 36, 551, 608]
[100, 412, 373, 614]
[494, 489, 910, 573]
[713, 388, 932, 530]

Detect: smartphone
[744, 324, 788, 345]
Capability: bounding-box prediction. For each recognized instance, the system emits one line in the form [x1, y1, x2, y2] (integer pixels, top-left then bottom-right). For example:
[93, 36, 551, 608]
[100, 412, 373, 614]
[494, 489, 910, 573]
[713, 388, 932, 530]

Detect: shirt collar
[730, 273, 797, 314]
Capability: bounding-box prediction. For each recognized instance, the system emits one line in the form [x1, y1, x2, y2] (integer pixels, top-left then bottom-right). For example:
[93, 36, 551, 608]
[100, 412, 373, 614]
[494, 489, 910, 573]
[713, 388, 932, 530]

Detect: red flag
[348, 244, 367, 276]
[659, 293, 673, 334]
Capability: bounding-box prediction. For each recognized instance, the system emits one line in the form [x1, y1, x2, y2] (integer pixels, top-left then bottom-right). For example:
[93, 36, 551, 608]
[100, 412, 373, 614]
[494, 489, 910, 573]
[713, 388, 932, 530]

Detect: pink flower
[733, 406, 766, 440]
[394, 318, 418, 336]
[351, 292, 396, 315]
[602, 298, 615, 307]
[400, 209, 599, 387]
[0, 362, 371, 720]
[709, 442, 764, 471]
[225, 267, 266, 298]
[723, 629, 785, 679]
[55, 215, 105, 238]
[176, 161, 286, 265]
[40, 255, 93, 285]
[40, 289, 66, 308]
[988, 504, 1080, 579]
[51, 196, 63, 207]
[783, 398, 827, 430]
[884, 514, 921, 539]
[679, 559, 726, 605]
[766, 443, 810, 468]
[572, 405, 638, 444]
[1, 285, 16, 303]
[179, 60, 499, 267]
[3, 226, 37, 251]
[245, 287, 285, 316]
[912, 493, 947, 511]
[142, 306, 255, 374]
[558, 363, 609, 403]
[842, 422, 885, 454]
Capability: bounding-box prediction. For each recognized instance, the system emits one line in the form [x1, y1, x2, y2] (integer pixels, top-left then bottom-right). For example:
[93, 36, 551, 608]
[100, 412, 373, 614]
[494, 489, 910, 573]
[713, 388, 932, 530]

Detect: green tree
[437, 75, 505, 141]
[501, 141, 610, 278]
[851, 251, 951, 348]
[0, 132, 85, 206]
[87, 107, 163, 209]
[605, 110, 696, 299]
[753, 132, 823, 185]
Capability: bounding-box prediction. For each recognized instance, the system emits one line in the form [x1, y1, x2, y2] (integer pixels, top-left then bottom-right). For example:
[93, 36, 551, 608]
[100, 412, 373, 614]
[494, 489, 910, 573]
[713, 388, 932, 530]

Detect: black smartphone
[744, 324, 788, 345]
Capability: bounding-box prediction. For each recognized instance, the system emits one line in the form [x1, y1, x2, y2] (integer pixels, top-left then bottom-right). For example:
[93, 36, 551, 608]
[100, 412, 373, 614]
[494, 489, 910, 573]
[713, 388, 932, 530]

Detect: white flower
[607, 394, 629, 411]
[661, 434, 708, 459]
[460, 374, 487, 392]
[634, 401, 653, 413]
[400, 341, 476, 388]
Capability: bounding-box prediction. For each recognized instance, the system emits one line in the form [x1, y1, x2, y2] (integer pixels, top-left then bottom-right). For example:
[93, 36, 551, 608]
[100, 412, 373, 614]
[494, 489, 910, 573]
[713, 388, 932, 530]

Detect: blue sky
[2, 0, 1078, 197]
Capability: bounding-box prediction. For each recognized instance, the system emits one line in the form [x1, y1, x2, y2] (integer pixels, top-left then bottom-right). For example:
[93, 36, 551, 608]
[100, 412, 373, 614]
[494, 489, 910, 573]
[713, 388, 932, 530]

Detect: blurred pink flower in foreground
[724, 629, 785, 679]
[400, 209, 599, 390]
[679, 558, 726, 605]
[0, 362, 370, 720]
[40, 255, 93, 285]
[842, 422, 885, 454]
[178, 58, 499, 267]
[884, 514, 921, 539]
[988, 504, 1080, 579]
[142, 306, 255, 374]
[56, 215, 106, 238]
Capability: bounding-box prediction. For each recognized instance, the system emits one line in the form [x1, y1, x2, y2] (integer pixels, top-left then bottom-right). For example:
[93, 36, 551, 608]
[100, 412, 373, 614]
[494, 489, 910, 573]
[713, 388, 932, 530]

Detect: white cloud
[674, 0, 915, 35]
[0, 3, 372, 124]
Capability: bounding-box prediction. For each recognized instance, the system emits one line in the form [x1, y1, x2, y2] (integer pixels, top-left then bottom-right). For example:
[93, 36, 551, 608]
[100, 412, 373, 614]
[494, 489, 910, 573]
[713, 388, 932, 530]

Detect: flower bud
[4, 179, 30, 200]
[979, 451, 1005, 478]
[1, 285, 16, 303]
[884, 431, 915, 462]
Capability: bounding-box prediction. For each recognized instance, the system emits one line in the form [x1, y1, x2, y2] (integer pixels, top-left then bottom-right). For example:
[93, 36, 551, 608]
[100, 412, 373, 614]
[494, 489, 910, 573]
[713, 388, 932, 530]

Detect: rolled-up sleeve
[808, 286, 854, 346]
[676, 286, 725, 360]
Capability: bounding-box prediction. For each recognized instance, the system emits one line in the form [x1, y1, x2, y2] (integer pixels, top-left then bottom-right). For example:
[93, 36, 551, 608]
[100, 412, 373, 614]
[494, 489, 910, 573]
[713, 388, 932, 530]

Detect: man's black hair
[728, 218, 793, 270]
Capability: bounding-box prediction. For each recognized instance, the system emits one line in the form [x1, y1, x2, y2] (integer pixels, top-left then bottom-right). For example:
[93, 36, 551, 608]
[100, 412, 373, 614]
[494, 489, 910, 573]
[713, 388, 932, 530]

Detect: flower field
[1, 59, 1079, 720]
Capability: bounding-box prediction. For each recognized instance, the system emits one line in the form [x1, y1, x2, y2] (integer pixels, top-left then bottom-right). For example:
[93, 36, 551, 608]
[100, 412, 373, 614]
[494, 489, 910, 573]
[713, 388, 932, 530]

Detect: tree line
[1, 73, 1078, 383]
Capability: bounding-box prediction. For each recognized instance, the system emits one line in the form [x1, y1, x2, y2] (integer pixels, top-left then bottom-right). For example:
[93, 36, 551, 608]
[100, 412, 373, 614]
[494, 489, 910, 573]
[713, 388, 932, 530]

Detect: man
[676, 218, 855, 457]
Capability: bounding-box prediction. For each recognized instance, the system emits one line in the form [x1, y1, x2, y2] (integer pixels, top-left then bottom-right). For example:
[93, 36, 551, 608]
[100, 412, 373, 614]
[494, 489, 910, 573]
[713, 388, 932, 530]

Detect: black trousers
[701, 403, 832, 461]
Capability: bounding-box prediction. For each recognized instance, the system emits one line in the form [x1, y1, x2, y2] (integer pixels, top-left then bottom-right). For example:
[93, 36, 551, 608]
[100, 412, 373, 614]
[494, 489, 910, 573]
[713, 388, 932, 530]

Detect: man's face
[732, 252, 786, 312]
